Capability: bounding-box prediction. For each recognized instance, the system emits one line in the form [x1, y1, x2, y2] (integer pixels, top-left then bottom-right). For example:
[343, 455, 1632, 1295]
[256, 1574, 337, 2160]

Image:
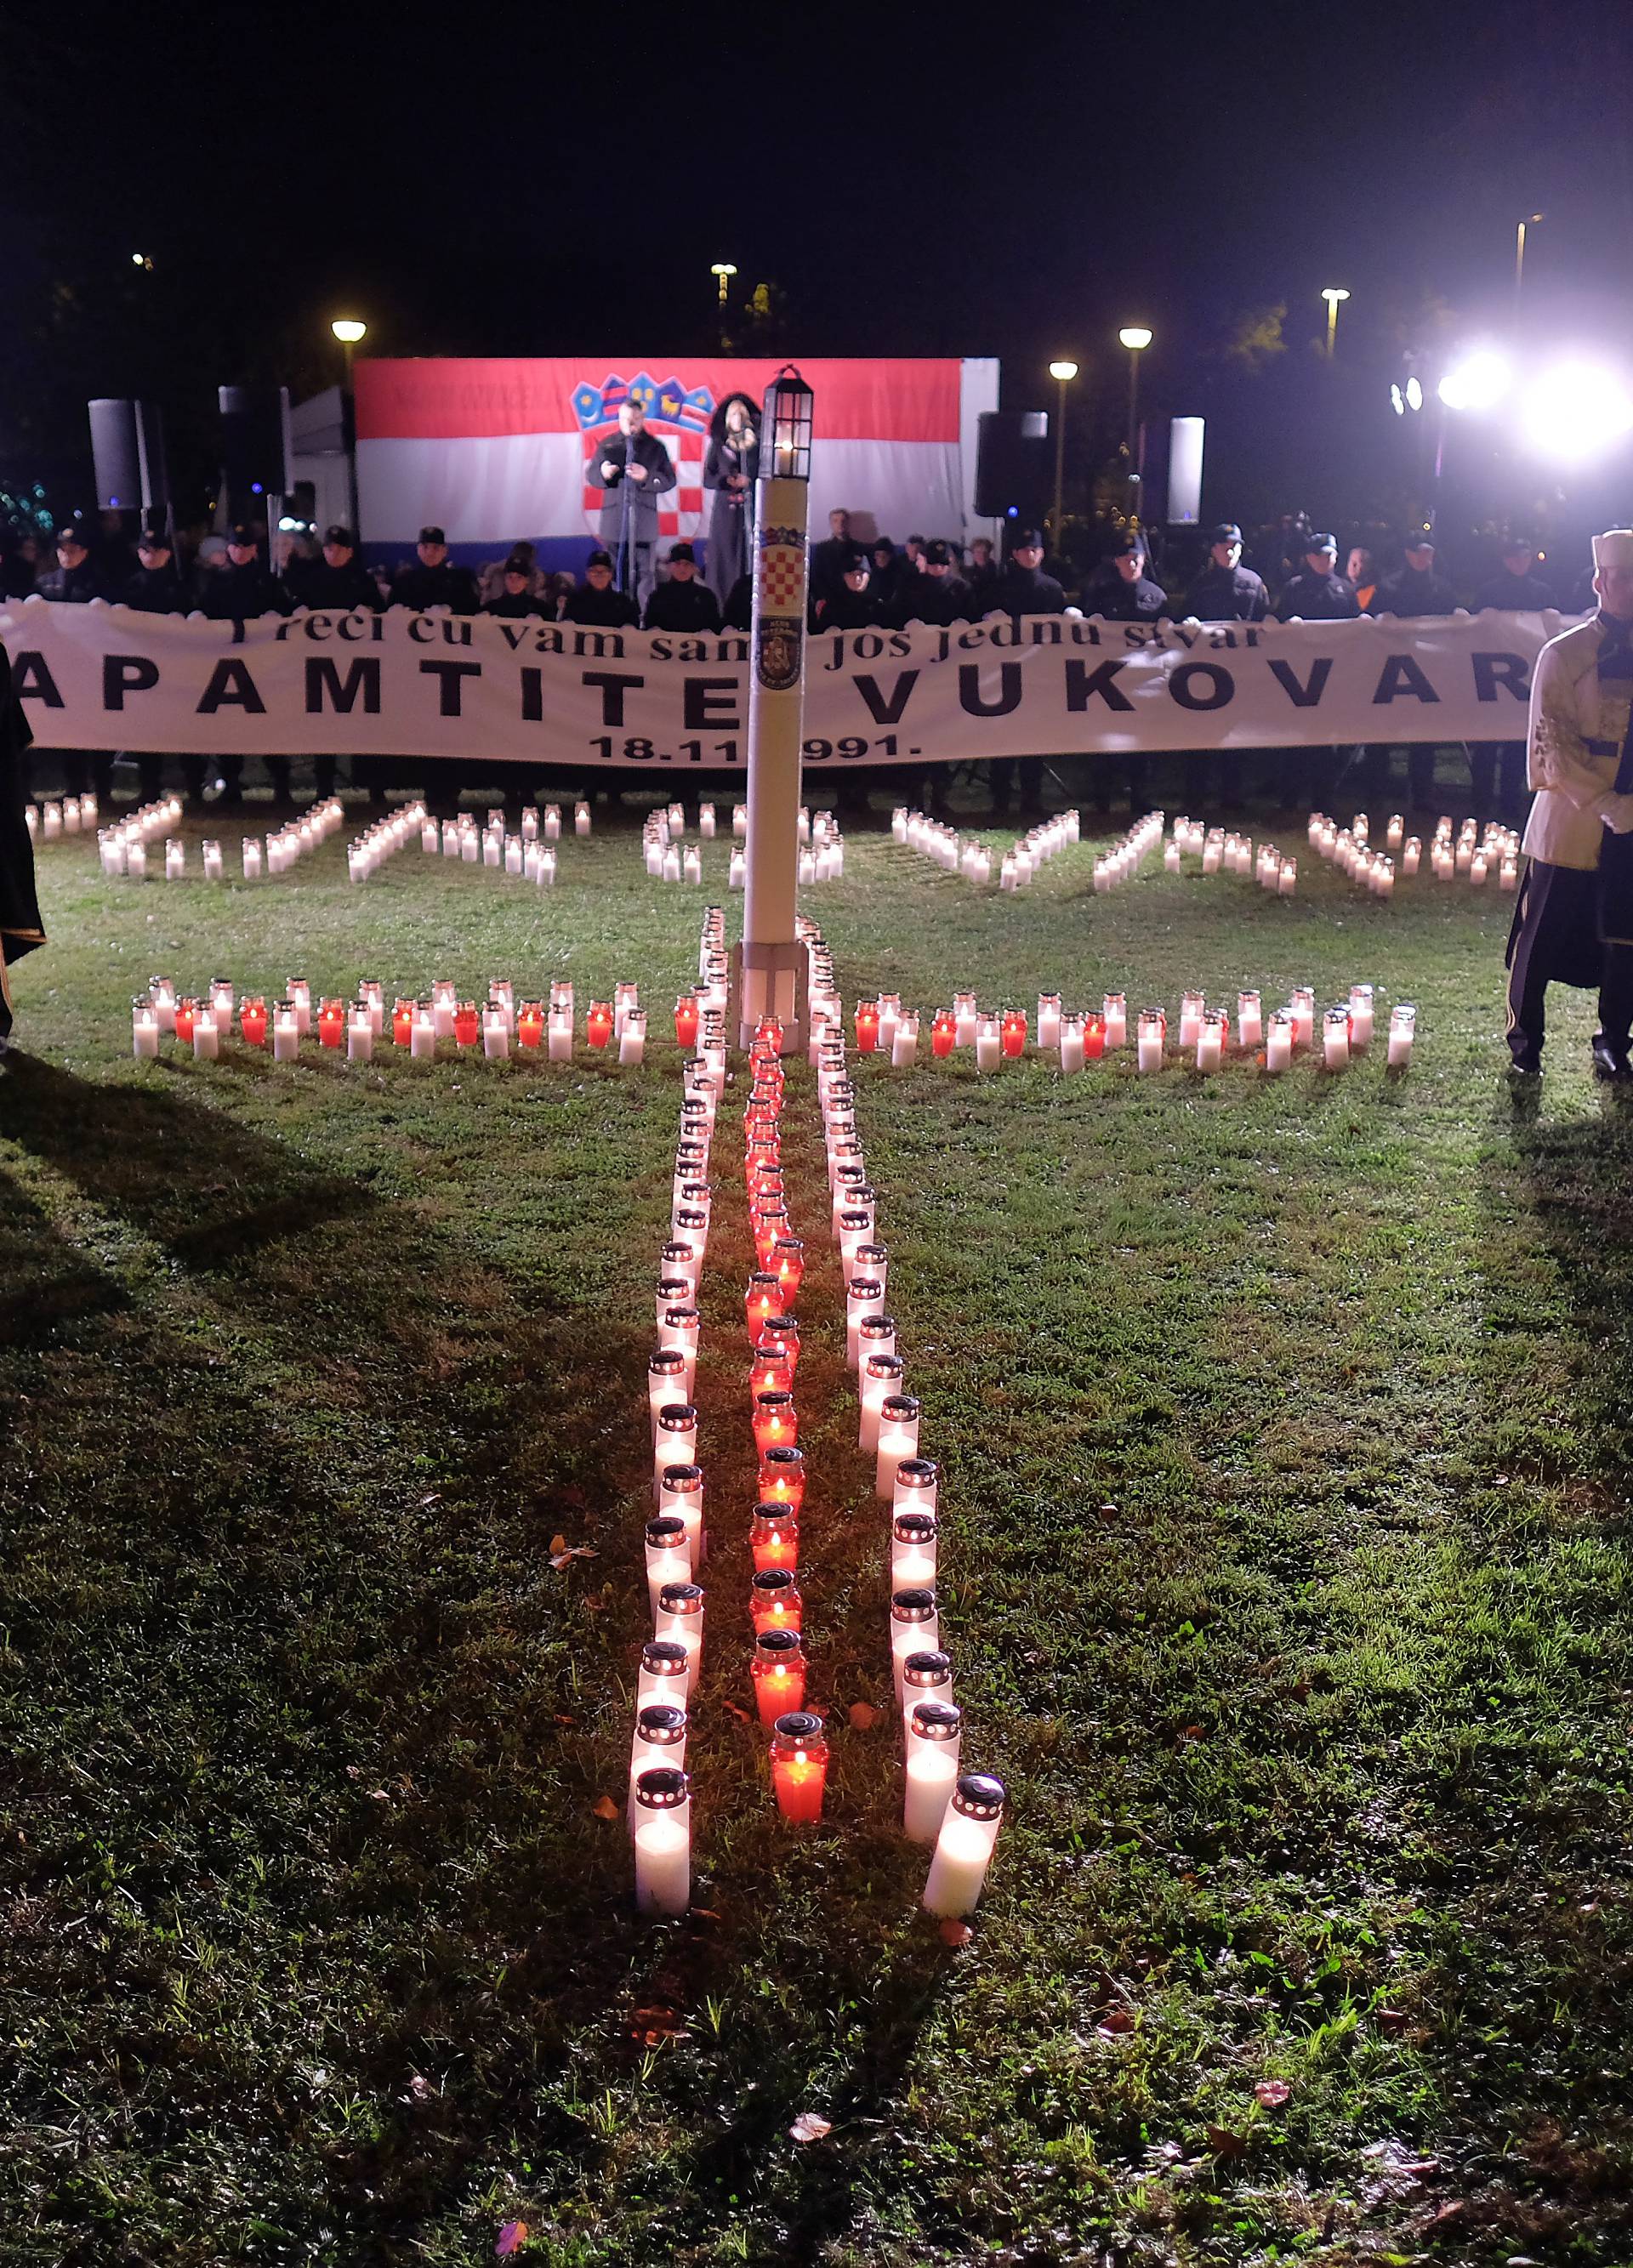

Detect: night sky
[5, 1, 1633, 537]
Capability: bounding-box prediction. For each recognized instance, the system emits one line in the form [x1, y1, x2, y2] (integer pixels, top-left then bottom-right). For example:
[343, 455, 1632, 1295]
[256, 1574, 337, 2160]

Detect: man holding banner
[1505, 529, 1633, 1079]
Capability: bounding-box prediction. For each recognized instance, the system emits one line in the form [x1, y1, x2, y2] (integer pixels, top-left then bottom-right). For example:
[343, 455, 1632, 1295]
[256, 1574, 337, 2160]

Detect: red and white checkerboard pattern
[758, 542, 806, 612]
[581, 427, 706, 539]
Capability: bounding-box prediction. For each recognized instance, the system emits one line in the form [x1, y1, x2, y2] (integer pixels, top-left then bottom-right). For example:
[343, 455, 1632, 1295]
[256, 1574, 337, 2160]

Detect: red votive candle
[517, 1002, 544, 1049]
[752, 1390, 798, 1456]
[770, 1711, 828, 1823]
[392, 998, 414, 1047]
[750, 1567, 801, 1634]
[855, 1001, 880, 1052]
[175, 997, 198, 1046]
[674, 994, 701, 1048]
[757, 1445, 805, 1513]
[751, 1629, 806, 1725]
[587, 1002, 613, 1049]
[749, 1509, 799, 1572]
[745, 1273, 784, 1344]
[930, 1009, 956, 1057]
[749, 1347, 793, 1399]
[771, 1237, 805, 1300]
[319, 998, 346, 1049]
[240, 996, 269, 1048]
[759, 1316, 799, 1377]
[1001, 1009, 1027, 1057]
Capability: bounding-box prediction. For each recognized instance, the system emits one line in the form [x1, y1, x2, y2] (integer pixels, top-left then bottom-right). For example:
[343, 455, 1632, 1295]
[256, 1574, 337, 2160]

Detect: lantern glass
[763, 366, 814, 480]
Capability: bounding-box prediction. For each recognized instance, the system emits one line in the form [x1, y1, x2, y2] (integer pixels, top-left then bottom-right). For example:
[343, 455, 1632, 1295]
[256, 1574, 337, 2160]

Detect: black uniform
[390, 559, 480, 613]
[198, 564, 294, 804]
[896, 575, 974, 628]
[820, 583, 890, 632]
[562, 583, 640, 629]
[120, 564, 186, 801]
[982, 565, 1067, 816]
[302, 560, 384, 612]
[1364, 566, 1458, 808]
[809, 534, 855, 609]
[1187, 562, 1269, 622]
[1276, 569, 1360, 622]
[0, 639, 43, 1041]
[36, 556, 113, 799]
[1272, 569, 1360, 810]
[1469, 568, 1556, 821]
[643, 579, 723, 634]
[1471, 568, 1556, 614]
[1087, 573, 1171, 622]
[36, 556, 111, 605]
[485, 589, 550, 620]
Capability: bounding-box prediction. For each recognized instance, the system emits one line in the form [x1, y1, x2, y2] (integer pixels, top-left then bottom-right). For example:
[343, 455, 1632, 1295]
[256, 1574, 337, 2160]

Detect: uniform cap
[418, 525, 447, 545]
[1209, 522, 1243, 543]
[924, 538, 953, 566]
[54, 520, 88, 549]
[1403, 530, 1436, 553]
[1112, 530, 1147, 556]
[586, 547, 614, 570]
[1010, 527, 1044, 549]
[1592, 529, 1633, 570]
[323, 525, 356, 548]
[228, 523, 259, 547]
[136, 528, 171, 553]
[1306, 532, 1338, 555]
[668, 541, 696, 564]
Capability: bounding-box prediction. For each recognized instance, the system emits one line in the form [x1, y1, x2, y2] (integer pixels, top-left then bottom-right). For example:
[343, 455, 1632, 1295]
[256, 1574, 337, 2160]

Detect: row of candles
[640, 809, 847, 888]
[1308, 810, 1521, 895]
[420, 811, 564, 886]
[1091, 810, 1165, 893]
[1164, 816, 1300, 897]
[890, 805, 1082, 892]
[131, 974, 651, 1063]
[845, 982, 1416, 1072]
[26, 793, 100, 840]
[801, 918, 1008, 1916]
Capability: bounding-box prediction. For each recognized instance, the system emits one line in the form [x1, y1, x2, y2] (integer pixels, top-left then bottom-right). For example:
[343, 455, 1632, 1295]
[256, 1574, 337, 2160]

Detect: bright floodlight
[1437, 351, 1511, 412]
[1404, 376, 1424, 412]
[1520, 363, 1633, 463]
[1049, 359, 1079, 382]
[1390, 383, 1405, 416]
[1321, 287, 1351, 305]
[1118, 326, 1152, 352]
[331, 318, 367, 344]
[710, 262, 738, 279]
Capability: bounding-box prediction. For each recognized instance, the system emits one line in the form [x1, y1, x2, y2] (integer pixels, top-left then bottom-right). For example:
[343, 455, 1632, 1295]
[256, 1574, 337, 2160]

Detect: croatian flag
[356, 355, 999, 570]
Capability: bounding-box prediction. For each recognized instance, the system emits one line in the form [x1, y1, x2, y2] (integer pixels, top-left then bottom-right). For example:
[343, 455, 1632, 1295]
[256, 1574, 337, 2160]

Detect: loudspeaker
[219, 384, 289, 502]
[975, 410, 1050, 523]
[89, 399, 141, 510]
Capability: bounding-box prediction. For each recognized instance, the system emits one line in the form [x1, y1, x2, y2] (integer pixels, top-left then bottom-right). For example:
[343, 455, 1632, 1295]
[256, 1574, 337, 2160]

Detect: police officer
[982, 530, 1065, 819]
[895, 538, 973, 628]
[562, 549, 640, 628]
[121, 530, 186, 805]
[1368, 531, 1458, 809]
[390, 526, 480, 614]
[1468, 537, 1556, 821]
[36, 520, 112, 800]
[1273, 532, 1359, 808]
[198, 525, 294, 805]
[1185, 523, 1267, 807]
[644, 543, 723, 633]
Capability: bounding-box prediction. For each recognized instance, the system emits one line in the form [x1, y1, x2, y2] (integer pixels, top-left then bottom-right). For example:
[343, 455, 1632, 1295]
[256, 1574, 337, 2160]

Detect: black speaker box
[974, 410, 1050, 523]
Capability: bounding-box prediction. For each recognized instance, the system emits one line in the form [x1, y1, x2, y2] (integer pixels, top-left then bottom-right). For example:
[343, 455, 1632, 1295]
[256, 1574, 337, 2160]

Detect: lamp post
[1515, 213, 1544, 321]
[1117, 327, 1152, 518]
[330, 319, 367, 540]
[710, 262, 737, 351]
[1047, 360, 1078, 555]
[738, 366, 813, 1054]
[1320, 287, 1349, 360]
[331, 317, 367, 388]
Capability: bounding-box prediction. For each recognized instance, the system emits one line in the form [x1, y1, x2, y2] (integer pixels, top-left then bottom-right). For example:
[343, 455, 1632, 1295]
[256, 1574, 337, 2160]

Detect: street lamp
[1047, 360, 1078, 554]
[331, 317, 367, 387]
[1320, 287, 1350, 359]
[710, 262, 737, 350]
[1117, 327, 1152, 514]
[1515, 213, 1545, 319]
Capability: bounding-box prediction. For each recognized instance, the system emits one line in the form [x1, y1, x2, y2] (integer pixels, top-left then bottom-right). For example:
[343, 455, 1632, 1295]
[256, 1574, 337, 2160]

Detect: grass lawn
[3, 790, 1632, 2268]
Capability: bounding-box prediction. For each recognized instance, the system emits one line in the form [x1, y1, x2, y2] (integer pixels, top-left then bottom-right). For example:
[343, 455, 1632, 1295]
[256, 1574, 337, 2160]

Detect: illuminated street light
[1519, 362, 1633, 464]
[1515, 213, 1545, 315]
[1047, 361, 1078, 551]
[1117, 329, 1152, 515]
[331, 318, 367, 344]
[711, 261, 737, 349]
[1117, 327, 1152, 353]
[1437, 351, 1512, 413]
[1321, 287, 1351, 359]
[1404, 376, 1424, 412]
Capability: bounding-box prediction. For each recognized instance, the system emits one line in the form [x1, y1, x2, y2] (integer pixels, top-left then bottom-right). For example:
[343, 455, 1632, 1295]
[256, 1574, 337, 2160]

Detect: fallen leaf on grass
[1096, 2008, 1135, 2037]
[847, 1702, 880, 1731]
[496, 2225, 529, 2258]
[592, 1796, 620, 1822]
[1205, 2124, 1247, 2157]
[718, 1700, 752, 1722]
[1254, 2079, 1291, 2108]
[549, 1543, 600, 1571]
[937, 1918, 974, 1947]
[789, 2112, 832, 2143]
[629, 2004, 688, 2043]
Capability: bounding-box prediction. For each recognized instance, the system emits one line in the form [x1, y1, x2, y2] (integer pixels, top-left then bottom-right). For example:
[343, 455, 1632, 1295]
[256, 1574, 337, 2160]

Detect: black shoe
[1509, 1049, 1542, 1076]
[1591, 1036, 1631, 1080]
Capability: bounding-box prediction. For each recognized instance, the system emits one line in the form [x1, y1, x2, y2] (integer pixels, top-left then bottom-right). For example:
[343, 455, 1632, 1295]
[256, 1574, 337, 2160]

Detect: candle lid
[892, 1509, 937, 1544]
[879, 1395, 919, 1424]
[658, 1464, 703, 1494]
[902, 1650, 953, 1687]
[658, 1582, 704, 1617]
[645, 1516, 686, 1547]
[847, 1278, 884, 1305]
[754, 1627, 805, 1660]
[634, 1765, 690, 1810]
[657, 1402, 698, 1430]
[751, 1567, 797, 1597]
[909, 1701, 963, 1742]
[951, 1772, 1006, 1821]
[857, 1316, 896, 1345]
[640, 1640, 689, 1676]
[771, 1711, 825, 1743]
[894, 1458, 938, 1489]
[864, 1353, 905, 1384]
[636, 1702, 687, 1742]
[760, 1445, 804, 1473]
[754, 1390, 794, 1413]
[649, 1349, 686, 1374]
[749, 1505, 798, 1531]
[890, 1587, 936, 1623]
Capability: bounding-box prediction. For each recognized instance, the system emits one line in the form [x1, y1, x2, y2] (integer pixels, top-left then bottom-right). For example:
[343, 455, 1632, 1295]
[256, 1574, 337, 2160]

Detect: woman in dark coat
[703, 392, 760, 606]
[0, 640, 43, 1050]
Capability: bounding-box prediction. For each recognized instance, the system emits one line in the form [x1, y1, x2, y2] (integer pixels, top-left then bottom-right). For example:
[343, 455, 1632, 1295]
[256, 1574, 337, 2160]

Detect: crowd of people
[0, 501, 1583, 824]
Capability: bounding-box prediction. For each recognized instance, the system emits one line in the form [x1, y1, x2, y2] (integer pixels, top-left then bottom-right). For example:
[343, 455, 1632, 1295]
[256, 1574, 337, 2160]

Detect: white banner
[0, 599, 1565, 768]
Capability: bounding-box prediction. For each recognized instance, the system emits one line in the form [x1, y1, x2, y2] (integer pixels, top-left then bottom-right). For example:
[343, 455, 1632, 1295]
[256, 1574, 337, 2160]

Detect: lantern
[763, 363, 814, 480]
[320, 998, 347, 1049]
[750, 1566, 801, 1634]
[392, 998, 415, 1047]
[930, 1009, 956, 1058]
[517, 1002, 545, 1049]
[752, 1390, 798, 1456]
[855, 1000, 881, 1053]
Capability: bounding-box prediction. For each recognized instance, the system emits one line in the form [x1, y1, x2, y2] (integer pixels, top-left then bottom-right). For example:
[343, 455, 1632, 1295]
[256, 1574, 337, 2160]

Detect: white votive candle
[875, 1395, 921, 1500]
[892, 1458, 939, 1521]
[620, 1009, 647, 1066]
[481, 1007, 509, 1060]
[1387, 1003, 1416, 1067]
[627, 1702, 687, 1830]
[1265, 1010, 1293, 1072]
[272, 1004, 301, 1062]
[191, 1011, 219, 1060]
[1277, 856, 1297, 895]
[1136, 1009, 1165, 1073]
[890, 1588, 940, 1705]
[575, 801, 591, 837]
[202, 840, 223, 882]
[410, 1007, 437, 1060]
[1196, 1010, 1226, 1072]
[1102, 993, 1127, 1049]
[347, 1009, 374, 1062]
[923, 1773, 1006, 1918]
[1323, 1006, 1351, 1069]
[633, 1768, 691, 1916]
[1237, 991, 1262, 1053]
[904, 1701, 963, 1843]
[974, 1015, 1000, 1072]
[890, 1509, 938, 1590]
[1059, 1014, 1085, 1074]
[1348, 985, 1374, 1051]
[132, 1000, 161, 1059]
[242, 838, 263, 879]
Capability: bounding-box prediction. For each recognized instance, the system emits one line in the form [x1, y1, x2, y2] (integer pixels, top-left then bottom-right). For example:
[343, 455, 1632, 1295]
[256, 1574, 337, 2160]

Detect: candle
[902, 1647, 953, 1731]
[891, 1013, 919, 1068]
[164, 838, 185, 880]
[648, 1349, 690, 1433]
[1198, 1009, 1228, 1073]
[658, 1464, 705, 1569]
[1059, 1014, 1085, 1075]
[1348, 985, 1374, 1052]
[745, 1273, 783, 1346]
[890, 1587, 940, 1704]
[515, 1002, 544, 1049]
[930, 1009, 956, 1058]
[891, 1458, 939, 1521]
[1265, 1009, 1293, 1073]
[547, 1009, 573, 1061]
[132, 998, 161, 1058]
[1037, 992, 1061, 1051]
[452, 1001, 479, 1049]
[1403, 837, 1421, 876]
[627, 1702, 686, 1829]
[1289, 988, 1315, 1051]
[1323, 1006, 1351, 1070]
[1387, 1003, 1416, 1067]
[904, 1701, 963, 1843]
[855, 1000, 880, 1053]
[771, 1238, 805, 1302]
[1237, 991, 1263, 1053]
[760, 1315, 800, 1376]
[999, 1010, 1027, 1059]
[953, 992, 978, 1048]
[972, 1014, 1000, 1073]
[272, 1003, 301, 1062]
[191, 1011, 219, 1061]
[749, 1509, 799, 1573]
[481, 1006, 509, 1060]
[149, 976, 177, 1035]
[126, 842, 146, 880]
[655, 1580, 705, 1698]
[875, 1394, 922, 1500]
[319, 998, 346, 1049]
[175, 996, 198, 1047]
[348, 1008, 374, 1062]
[923, 1773, 1006, 1918]
[1278, 856, 1297, 896]
[391, 998, 414, 1048]
[860, 1351, 906, 1453]
[619, 1009, 646, 1066]
[750, 1567, 801, 1636]
[845, 1276, 885, 1367]
[1136, 1008, 1166, 1073]
[587, 1002, 613, 1049]
[1386, 813, 1404, 850]
[748, 1348, 792, 1401]
[411, 1005, 438, 1060]
[1102, 993, 1127, 1049]
[770, 1711, 828, 1823]
[757, 1445, 805, 1515]
[654, 1402, 698, 1484]
[202, 839, 224, 882]
[632, 1766, 691, 1917]
[751, 1629, 806, 1725]
[287, 980, 311, 1037]
[752, 1390, 798, 1457]
[240, 996, 268, 1048]
[636, 1638, 691, 1717]
[891, 1509, 938, 1590]
[1178, 992, 1204, 1053]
